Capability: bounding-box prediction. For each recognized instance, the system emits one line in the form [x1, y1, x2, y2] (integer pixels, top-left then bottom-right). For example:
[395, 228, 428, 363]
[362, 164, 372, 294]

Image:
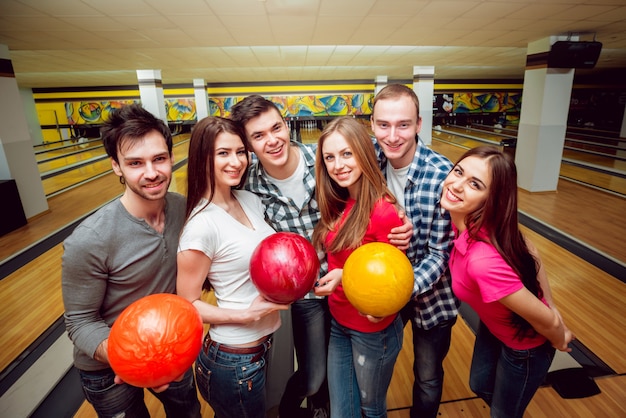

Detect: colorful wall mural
[61, 90, 528, 127]
[210, 93, 373, 118]
[433, 92, 522, 125]
[65, 100, 136, 124]
[166, 98, 196, 121]
[65, 99, 198, 124]
[62, 94, 374, 124]
[452, 92, 522, 114]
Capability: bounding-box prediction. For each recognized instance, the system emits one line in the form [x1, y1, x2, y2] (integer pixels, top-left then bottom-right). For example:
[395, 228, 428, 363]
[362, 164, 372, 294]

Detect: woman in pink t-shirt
[312, 117, 404, 418]
[440, 146, 575, 418]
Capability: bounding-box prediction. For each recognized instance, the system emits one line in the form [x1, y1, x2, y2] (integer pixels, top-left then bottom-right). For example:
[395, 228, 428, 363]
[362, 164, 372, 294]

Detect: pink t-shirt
[450, 228, 548, 350]
[326, 198, 403, 333]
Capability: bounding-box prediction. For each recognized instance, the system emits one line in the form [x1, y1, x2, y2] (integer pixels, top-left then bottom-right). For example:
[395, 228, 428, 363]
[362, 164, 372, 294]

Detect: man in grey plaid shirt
[371, 84, 460, 418]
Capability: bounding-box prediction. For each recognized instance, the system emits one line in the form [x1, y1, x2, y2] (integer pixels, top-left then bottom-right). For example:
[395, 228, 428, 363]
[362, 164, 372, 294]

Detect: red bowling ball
[108, 293, 203, 388]
[250, 232, 320, 304]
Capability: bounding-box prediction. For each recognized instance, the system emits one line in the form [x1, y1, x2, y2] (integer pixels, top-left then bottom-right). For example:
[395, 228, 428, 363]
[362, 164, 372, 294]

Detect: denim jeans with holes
[327, 314, 403, 418]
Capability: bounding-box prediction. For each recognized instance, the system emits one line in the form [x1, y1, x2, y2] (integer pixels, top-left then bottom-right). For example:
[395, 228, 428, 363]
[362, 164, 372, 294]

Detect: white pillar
[516, 37, 575, 192]
[193, 79, 209, 120]
[136, 69, 167, 123]
[19, 88, 45, 145]
[374, 75, 388, 95]
[413, 66, 435, 146]
[0, 44, 48, 219]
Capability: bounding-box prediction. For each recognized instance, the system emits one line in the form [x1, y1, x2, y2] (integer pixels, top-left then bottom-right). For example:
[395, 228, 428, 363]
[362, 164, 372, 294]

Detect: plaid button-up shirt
[375, 138, 459, 330]
[245, 141, 326, 299]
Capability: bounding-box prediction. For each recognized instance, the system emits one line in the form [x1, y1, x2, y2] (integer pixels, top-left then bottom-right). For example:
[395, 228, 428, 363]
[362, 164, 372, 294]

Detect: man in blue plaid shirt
[371, 84, 460, 418]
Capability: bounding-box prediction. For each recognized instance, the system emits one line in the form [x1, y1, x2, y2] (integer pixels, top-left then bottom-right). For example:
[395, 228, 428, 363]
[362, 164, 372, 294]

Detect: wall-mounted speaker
[548, 41, 602, 69]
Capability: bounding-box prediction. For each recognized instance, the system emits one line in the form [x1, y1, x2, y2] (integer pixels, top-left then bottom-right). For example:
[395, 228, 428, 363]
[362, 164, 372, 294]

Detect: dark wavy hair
[184, 116, 250, 222]
[456, 146, 542, 340]
[230, 94, 283, 128]
[101, 103, 172, 164]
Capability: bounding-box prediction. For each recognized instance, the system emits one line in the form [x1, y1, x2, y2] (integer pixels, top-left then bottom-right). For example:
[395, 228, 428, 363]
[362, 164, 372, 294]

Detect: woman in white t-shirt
[177, 116, 288, 418]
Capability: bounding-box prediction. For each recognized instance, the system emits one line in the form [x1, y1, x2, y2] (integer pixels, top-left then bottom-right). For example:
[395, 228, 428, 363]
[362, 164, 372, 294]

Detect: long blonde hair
[312, 117, 397, 253]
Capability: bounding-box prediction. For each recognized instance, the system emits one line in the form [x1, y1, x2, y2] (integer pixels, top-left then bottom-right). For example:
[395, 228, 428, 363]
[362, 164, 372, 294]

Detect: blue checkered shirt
[245, 141, 326, 299]
[375, 138, 460, 330]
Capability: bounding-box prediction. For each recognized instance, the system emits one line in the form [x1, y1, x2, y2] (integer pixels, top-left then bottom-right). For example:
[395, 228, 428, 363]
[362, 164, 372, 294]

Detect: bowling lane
[35, 139, 103, 165]
[440, 125, 626, 197]
[562, 147, 626, 171]
[438, 125, 511, 144]
[41, 134, 191, 197]
[298, 125, 321, 144]
[559, 160, 626, 196]
[42, 158, 113, 197]
[465, 123, 626, 172]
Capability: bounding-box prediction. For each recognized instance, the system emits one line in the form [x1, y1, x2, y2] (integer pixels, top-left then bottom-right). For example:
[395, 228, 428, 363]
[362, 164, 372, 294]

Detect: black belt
[202, 335, 271, 363]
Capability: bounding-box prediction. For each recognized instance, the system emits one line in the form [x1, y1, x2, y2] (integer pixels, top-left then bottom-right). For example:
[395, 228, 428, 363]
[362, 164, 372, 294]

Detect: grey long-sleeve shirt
[61, 193, 185, 371]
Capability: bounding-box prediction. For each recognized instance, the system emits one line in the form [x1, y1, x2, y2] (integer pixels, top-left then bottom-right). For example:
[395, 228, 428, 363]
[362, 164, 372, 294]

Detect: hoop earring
[119, 176, 125, 185]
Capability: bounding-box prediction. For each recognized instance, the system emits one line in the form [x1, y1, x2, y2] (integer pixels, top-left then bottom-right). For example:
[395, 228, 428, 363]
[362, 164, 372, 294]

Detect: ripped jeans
[327, 315, 404, 418]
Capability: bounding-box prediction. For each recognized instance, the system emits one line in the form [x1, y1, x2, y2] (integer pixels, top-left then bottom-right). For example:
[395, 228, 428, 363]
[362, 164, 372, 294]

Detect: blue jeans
[78, 366, 200, 418]
[470, 321, 555, 418]
[327, 314, 404, 418]
[195, 335, 272, 418]
[279, 298, 330, 416]
[402, 306, 456, 418]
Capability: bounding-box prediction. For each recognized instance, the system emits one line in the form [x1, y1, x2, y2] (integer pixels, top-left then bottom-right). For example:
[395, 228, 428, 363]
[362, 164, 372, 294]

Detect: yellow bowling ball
[342, 242, 413, 317]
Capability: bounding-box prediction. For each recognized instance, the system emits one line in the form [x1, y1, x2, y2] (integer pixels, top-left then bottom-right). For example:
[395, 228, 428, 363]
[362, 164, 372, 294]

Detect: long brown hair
[184, 116, 250, 221]
[456, 146, 541, 339]
[312, 117, 397, 253]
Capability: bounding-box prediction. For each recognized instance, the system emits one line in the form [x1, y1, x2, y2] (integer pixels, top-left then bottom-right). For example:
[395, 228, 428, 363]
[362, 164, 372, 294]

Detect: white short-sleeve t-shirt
[178, 189, 280, 345]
